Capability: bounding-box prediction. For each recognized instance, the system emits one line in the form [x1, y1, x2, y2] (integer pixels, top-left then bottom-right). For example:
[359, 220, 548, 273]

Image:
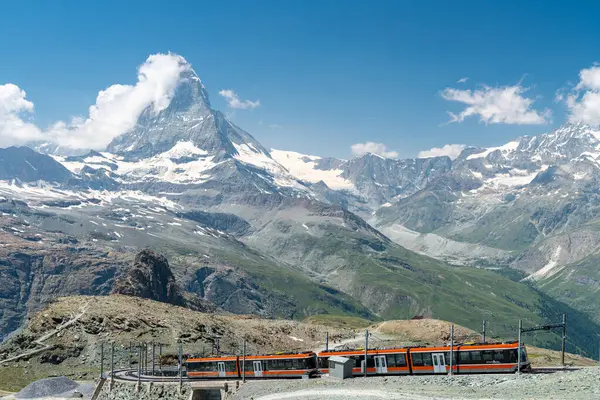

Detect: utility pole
[517, 320, 522, 375]
[561, 313, 566, 366]
[178, 340, 183, 391]
[482, 320, 486, 343]
[449, 325, 454, 376]
[152, 342, 155, 376]
[137, 344, 141, 390]
[325, 332, 329, 352]
[144, 343, 147, 373]
[364, 329, 369, 378]
[159, 343, 163, 374]
[242, 338, 247, 383]
[128, 342, 132, 369]
[110, 342, 114, 381]
[100, 343, 104, 379]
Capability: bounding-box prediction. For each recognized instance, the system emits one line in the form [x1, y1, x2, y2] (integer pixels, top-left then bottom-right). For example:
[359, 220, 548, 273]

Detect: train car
[242, 352, 318, 378]
[409, 341, 530, 374]
[186, 355, 239, 379]
[317, 348, 410, 376]
[185, 352, 318, 379]
[317, 341, 529, 376]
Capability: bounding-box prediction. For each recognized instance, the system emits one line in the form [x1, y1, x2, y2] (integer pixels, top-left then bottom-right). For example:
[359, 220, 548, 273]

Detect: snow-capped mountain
[44, 69, 313, 202]
[271, 149, 452, 213]
[4, 65, 600, 352]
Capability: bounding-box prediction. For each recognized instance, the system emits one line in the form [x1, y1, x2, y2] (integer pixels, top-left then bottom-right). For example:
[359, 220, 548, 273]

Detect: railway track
[108, 366, 579, 383]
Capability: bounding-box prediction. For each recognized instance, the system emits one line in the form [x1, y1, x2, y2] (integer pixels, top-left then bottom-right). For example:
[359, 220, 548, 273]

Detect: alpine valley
[2, 66, 600, 357]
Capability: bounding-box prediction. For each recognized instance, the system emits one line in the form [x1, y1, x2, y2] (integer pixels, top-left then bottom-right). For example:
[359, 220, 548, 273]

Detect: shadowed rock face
[111, 249, 187, 307]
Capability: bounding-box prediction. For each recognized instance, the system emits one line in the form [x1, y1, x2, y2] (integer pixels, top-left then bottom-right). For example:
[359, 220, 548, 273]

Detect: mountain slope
[1, 65, 598, 357]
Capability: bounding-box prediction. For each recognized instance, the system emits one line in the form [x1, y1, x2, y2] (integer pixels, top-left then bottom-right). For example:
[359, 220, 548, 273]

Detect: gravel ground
[233, 368, 600, 399]
[0, 377, 94, 400]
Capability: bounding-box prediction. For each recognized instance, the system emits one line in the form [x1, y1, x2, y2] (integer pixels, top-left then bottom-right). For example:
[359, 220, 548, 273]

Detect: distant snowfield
[466, 140, 519, 160]
[0, 180, 181, 210]
[377, 223, 510, 266]
[270, 149, 355, 191]
[523, 246, 565, 282]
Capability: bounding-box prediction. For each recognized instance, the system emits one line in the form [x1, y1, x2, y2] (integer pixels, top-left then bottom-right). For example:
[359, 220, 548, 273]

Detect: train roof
[317, 341, 520, 355]
[186, 351, 315, 362]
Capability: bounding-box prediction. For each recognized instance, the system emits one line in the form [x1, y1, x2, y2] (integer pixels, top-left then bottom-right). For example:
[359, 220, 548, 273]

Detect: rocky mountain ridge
[0, 65, 599, 359]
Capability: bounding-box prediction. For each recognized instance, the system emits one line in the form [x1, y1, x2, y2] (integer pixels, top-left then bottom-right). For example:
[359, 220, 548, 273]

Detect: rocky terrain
[0, 294, 594, 393]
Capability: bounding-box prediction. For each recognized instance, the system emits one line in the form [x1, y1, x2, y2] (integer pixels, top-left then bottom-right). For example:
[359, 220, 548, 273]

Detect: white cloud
[0, 84, 44, 147]
[565, 65, 600, 125]
[418, 144, 466, 160]
[218, 89, 260, 109]
[457, 77, 469, 84]
[0, 53, 191, 151]
[269, 123, 283, 129]
[441, 84, 551, 125]
[350, 142, 398, 158]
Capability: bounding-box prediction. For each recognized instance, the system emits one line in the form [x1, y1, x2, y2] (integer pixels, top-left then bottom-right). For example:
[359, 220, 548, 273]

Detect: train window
[244, 361, 255, 371]
[482, 350, 494, 362]
[493, 350, 505, 362]
[444, 352, 457, 364]
[366, 356, 375, 368]
[306, 357, 316, 369]
[189, 362, 213, 372]
[412, 353, 424, 366]
[390, 354, 406, 367]
[469, 351, 482, 363]
[458, 351, 470, 363]
[386, 354, 397, 367]
[225, 361, 237, 372]
[353, 356, 362, 368]
[318, 357, 328, 369]
[422, 353, 433, 366]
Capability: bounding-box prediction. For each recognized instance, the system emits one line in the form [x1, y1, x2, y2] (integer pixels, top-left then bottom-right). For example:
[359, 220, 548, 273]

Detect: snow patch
[466, 141, 519, 160]
[270, 149, 355, 190]
[523, 246, 564, 281]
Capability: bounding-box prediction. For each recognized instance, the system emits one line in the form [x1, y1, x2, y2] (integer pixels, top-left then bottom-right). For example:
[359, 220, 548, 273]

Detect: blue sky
[2, 0, 600, 158]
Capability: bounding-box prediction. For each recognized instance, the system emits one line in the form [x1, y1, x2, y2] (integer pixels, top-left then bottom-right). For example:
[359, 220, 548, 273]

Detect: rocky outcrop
[111, 249, 187, 306]
[111, 249, 215, 312]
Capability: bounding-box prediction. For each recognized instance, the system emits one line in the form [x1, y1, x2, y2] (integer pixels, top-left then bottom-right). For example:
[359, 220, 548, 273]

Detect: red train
[185, 341, 530, 379]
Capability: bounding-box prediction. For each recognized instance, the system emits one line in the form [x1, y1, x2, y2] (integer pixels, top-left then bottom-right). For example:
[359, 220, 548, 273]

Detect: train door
[374, 356, 387, 374]
[432, 353, 446, 374]
[253, 361, 263, 377]
[217, 362, 226, 378]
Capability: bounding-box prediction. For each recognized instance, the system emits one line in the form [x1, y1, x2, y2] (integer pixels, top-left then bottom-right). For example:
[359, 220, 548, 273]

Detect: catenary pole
[561, 313, 566, 366]
[137, 344, 141, 389]
[178, 340, 183, 390]
[482, 320, 486, 343]
[242, 338, 247, 383]
[111, 342, 114, 380]
[100, 342, 104, 379]
[449, 324, 454, 376]
[364, 329, 369, 378]
[152, 342, 155, 376]
[517, 320, 522, 375]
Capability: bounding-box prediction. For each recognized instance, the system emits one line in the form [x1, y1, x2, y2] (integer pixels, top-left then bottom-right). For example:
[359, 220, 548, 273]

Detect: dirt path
[0, 301, 89, 366]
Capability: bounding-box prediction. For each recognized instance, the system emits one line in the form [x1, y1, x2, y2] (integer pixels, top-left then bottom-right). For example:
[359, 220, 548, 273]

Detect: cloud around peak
[351, 142, 398, 158]
[418, 144, 466, 160]
[218, 89, 260, 109]
[0, 52, 191, 151]
[441, 83, 551, 125]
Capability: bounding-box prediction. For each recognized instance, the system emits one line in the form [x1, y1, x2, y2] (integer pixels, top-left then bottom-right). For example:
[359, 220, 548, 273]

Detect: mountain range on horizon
[2, 64, 600, 358]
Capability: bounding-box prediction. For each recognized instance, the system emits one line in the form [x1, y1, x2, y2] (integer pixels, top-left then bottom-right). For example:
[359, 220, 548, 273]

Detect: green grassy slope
[247, 218, 600, 357]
